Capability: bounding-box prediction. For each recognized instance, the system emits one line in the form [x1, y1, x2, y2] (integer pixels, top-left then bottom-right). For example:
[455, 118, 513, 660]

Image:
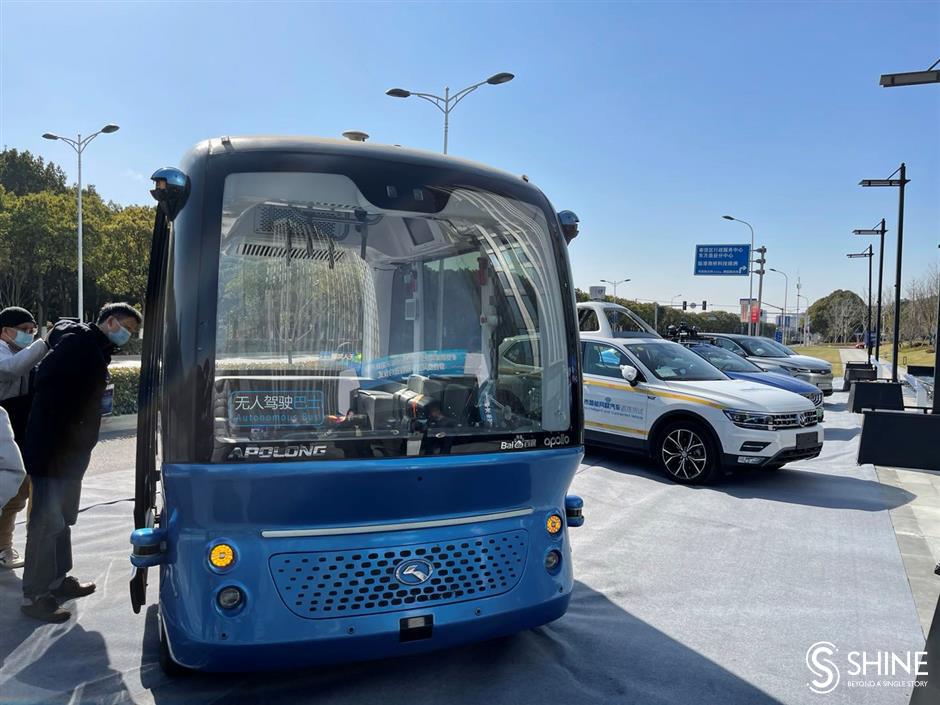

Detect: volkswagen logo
[394, 558, 434, 585]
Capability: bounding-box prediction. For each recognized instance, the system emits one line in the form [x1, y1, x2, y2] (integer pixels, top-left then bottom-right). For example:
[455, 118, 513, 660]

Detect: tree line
[0, 148, 154, 326]
[807, 268, 938, 347]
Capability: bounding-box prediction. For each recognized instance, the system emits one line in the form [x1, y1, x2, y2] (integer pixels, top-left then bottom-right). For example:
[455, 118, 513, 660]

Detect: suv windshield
[624, 341, 726, 381]
[213, 170, 572, 456]
[692, 344, 763, 373]
[738, 337, 789, 358]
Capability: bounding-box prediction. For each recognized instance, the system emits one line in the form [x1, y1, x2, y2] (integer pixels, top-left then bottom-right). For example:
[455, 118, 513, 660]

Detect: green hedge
[109, 365, 140, 416]
[117, 337, 144, 355]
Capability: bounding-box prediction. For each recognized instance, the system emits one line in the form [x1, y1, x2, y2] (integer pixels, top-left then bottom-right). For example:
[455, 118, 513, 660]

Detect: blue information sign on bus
[694, 244, 750, 276]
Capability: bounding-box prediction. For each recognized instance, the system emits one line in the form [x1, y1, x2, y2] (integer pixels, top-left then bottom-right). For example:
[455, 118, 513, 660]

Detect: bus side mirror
[150, 167, 191, 221]
[557, 210, 579, 245]
[620, 365, 639, 385]
[130, 526, 168, 568]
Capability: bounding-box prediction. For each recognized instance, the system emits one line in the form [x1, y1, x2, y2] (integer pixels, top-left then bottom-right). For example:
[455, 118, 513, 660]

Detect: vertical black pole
[933, 244, 940, 414]
[891, 164, 906, 383]
[875, 219, 885, 367]
[866, 245, 873, 361]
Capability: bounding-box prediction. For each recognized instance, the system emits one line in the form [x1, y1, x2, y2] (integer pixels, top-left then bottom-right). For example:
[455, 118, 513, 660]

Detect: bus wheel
[159, 622, 192, 677]
[656, 422, 717, 484]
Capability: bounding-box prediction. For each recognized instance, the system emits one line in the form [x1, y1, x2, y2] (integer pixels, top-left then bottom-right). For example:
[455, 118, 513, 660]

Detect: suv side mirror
[620, 365, 639, 385]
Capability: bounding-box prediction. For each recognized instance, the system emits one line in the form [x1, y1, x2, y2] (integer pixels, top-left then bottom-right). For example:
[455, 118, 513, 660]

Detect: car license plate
[796, 431, 817, 449]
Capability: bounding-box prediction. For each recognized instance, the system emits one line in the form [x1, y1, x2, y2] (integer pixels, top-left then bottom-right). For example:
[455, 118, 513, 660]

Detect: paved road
[0, 394, 935, 705]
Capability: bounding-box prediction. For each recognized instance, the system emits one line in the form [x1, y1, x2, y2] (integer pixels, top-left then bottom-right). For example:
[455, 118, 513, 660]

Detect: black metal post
[891, 164, 907, 383]
[875, 219, 886, 365]
[866, 244, 873, 361]
[934, 245, 940, 414]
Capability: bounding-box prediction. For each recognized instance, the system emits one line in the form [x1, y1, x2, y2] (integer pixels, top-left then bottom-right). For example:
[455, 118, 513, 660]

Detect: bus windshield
[213, 170, 572, 458]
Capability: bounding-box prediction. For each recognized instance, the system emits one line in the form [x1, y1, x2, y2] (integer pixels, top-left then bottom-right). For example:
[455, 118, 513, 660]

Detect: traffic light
[682, 300, 687, 311]
[702, 301, 707, 311]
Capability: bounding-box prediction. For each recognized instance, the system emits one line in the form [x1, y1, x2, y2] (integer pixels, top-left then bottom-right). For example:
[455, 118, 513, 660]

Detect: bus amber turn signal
[209, 543, 235, 569]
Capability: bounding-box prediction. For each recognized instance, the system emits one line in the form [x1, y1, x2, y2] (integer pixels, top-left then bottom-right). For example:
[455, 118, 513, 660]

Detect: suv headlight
[723, 409, 775, 430]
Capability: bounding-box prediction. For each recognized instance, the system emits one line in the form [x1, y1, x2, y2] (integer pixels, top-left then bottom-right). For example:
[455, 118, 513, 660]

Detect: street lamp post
[879, 58, 939, 414]
[846, 246, 874, 359]
[723, 215, 756, 335]
[797, 291, 809, 343]
[767, 268, 789, 344]
[600, 278, 630, 298]
[853, 219, 887, 365]
[385, 72, 514, 154]
[42, 124, 120, 321]
[860, 164, 909, 382]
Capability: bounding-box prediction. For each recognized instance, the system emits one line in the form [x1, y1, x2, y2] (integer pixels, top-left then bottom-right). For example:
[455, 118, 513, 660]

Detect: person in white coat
[0, 307, 48, 568]
[0, 407, 25, 509]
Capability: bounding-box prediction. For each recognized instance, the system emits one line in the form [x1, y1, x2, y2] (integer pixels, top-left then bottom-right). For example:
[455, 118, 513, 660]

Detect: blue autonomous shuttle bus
[129, 137, 584, 674]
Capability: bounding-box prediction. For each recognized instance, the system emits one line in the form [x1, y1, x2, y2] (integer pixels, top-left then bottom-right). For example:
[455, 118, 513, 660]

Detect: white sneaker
[0, 548, 24, 569]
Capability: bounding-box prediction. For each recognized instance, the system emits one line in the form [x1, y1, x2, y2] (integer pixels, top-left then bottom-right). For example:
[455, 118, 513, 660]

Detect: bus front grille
[269, 530, 528, 619]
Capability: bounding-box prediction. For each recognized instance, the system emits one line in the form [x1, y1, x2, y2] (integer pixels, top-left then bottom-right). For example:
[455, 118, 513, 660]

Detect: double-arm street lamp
[846, 246, 874, 360]
[601, 278, 630, 298]
[859, 164, 908, 382]
[385, 72, 514, 154]
[767, 268, 789, 344]
[722, 215, 756, 335]
[42, 123, 120, 321]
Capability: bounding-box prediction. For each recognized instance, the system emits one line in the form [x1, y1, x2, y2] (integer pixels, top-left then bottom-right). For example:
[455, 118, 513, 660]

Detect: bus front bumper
[161, 586, 571, 672]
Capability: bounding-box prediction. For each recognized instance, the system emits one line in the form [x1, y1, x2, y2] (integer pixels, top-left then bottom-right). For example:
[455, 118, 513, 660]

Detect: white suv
[577, 301, 658, 338]
[581, 335, 823, 484]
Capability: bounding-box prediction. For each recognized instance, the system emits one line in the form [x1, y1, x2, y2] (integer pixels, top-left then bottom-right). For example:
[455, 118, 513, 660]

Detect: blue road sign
[694, 244, 750, 276]
[774, 330, 783, 343]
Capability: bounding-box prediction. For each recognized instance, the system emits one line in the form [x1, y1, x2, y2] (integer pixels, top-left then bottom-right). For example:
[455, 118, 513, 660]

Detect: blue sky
[1, 1, 938, 314]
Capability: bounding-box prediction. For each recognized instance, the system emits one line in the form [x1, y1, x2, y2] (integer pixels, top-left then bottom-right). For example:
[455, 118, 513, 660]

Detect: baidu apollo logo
[805, 641, 928, 694]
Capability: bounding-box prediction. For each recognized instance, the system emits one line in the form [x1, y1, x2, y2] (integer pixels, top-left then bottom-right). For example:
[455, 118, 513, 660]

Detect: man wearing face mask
[0, 307, 49, 569]
[20, 302, 142, 622]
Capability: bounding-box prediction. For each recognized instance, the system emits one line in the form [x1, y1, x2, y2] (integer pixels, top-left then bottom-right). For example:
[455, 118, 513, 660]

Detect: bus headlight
[544, 549, 562, 573]
[209, 543, 236, 570]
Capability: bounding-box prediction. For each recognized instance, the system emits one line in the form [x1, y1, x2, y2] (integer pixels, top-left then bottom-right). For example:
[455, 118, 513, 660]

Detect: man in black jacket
[21, 303, 142, 622]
